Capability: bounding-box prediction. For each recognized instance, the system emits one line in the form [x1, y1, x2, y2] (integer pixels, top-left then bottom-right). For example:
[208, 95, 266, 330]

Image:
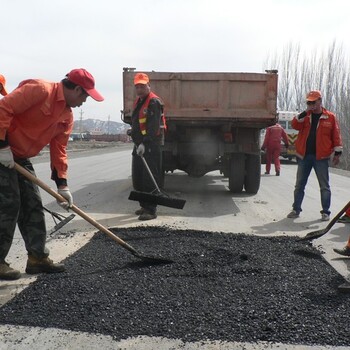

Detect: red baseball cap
[134, 72, 149, 85]
[66, 68, 104, 101]
[306, 90, 322, 101]
[0, 74, 8, 96]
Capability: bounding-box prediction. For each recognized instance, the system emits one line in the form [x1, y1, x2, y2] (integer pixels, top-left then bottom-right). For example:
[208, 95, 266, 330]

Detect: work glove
[57, 188, 73, 211]
[298, 111, 307, 119]
[0, 146, 14, 168]
[136, 143, 145, 156]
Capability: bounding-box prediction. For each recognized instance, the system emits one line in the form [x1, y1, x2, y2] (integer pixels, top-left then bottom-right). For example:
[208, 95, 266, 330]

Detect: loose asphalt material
[0, 226, 349, 347]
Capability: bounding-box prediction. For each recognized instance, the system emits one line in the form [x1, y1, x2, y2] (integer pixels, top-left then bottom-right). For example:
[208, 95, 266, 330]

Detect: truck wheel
[131, 156, 143, 191]
[159, 167, 165, 189]
[221, 156, 230, 177]
[244, 154, 261, 194]
[228, 154, 245, 193]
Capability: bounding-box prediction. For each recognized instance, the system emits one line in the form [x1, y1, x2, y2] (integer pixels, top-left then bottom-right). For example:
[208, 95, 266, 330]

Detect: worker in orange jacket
[261, 122, 289, 176]
[0, 74, 8, 96]
[0, 69, 103, 280]
[287, 90, 342, 221]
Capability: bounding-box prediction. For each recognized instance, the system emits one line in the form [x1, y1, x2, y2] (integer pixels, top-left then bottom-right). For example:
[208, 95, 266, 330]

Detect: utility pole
[79, 109, 84, 140]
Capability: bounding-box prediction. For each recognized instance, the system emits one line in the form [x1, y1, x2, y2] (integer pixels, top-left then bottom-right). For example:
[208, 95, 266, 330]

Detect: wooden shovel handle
[324, 200, 350, 231]
[14, 162, 138, 256]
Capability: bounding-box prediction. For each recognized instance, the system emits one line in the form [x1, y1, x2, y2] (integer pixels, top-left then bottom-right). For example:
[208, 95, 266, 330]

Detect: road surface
[1, 145, 350, 350]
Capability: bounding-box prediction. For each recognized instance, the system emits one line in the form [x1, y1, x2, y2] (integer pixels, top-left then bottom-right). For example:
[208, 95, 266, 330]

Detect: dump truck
[121, 68, 278, 194]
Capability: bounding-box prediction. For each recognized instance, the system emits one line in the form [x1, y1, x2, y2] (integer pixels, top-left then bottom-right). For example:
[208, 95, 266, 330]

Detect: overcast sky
[2, 0, 350, 122]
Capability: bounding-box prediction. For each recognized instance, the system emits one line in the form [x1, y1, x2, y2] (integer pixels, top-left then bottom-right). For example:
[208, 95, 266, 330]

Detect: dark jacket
[131, 93, 163, 145]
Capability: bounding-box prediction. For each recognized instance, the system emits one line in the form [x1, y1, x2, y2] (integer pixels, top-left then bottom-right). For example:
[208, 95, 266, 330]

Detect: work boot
[138, 212, 157, 221]
[0, 262, 21, 280]
[333, 246, 350, 257]
[287, 210, 300, 218]
[135, 208, 146, 215]
[264, 172, 270, 175]
[276, 171, 280, 176]
[338, 215, 350, 224]
[25, 256, 65, 274]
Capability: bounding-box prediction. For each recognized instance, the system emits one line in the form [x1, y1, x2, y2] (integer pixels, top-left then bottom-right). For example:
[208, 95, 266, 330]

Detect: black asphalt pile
[0, 227, 349, 346]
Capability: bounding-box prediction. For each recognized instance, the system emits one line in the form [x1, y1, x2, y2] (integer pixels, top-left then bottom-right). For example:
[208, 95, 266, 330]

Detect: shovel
[298, 200, 350, 241]
[14, 163, 173, 264]
[128, 155, 186, 209]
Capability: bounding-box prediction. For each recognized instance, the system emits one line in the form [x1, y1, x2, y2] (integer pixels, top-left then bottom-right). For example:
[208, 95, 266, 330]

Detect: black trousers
[132, 143, 161, 214]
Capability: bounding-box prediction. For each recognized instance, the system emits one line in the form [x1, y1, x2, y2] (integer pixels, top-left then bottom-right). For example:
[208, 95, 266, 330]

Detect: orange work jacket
[262, 123, 289, 149]
[291, 108, 342, 160]
[0, 79, 73, 178]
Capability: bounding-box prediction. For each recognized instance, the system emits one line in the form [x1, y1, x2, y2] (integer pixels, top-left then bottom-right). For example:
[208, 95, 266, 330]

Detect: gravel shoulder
[31, 140, 133, 164]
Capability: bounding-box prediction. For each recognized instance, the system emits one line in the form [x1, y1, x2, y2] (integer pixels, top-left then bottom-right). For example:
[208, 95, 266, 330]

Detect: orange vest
[134, 92, 166, 136]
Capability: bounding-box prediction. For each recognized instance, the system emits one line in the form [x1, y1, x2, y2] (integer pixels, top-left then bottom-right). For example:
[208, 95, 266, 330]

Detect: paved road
[1, 147, 350, 349]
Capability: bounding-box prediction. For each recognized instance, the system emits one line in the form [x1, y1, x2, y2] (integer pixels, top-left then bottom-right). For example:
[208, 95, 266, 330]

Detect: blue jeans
[292, 154, 331, 215]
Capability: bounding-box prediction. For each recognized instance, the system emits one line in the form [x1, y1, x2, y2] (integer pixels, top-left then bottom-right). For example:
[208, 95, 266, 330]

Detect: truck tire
[244, 154, 261, 194]
[131, 156, 143, 191]
[159, 166, 165, 189]
[228, 154, 245, 193]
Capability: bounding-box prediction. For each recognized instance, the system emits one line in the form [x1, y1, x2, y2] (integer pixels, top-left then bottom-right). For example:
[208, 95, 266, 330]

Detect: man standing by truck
[0, 68, 104, 280]
[130, 72, 164, 221]
[261, 121, 289, 176]
[0, 74, 8, 96]
[286, 90, 342, 221]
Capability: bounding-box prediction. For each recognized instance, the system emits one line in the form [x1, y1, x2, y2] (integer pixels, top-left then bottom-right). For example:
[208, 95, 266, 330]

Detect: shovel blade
[133, 252, 174, 265]
[338, 282, 350, 293]
[298, 229, 327, 242]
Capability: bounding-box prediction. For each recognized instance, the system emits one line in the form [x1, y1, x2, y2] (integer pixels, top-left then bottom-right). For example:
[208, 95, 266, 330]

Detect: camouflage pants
[0, 159, 49, 263]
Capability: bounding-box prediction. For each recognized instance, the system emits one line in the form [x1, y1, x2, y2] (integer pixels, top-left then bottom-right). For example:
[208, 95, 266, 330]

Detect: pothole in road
[0, 226, 348, 347]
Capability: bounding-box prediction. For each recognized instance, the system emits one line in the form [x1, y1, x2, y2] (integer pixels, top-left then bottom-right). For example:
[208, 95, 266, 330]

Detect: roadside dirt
[33, 141, 132, 164]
